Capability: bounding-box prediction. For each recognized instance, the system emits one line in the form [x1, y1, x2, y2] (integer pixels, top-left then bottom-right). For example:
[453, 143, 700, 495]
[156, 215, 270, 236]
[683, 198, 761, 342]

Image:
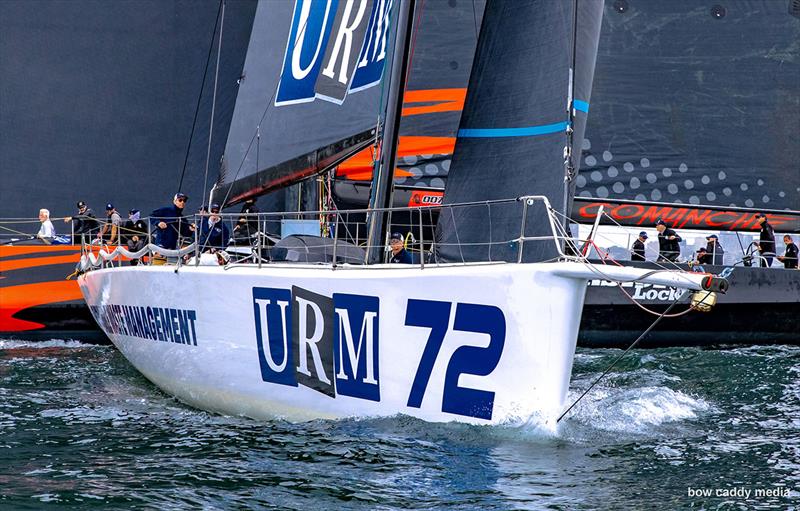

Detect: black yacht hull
[580, 262, 800, 348]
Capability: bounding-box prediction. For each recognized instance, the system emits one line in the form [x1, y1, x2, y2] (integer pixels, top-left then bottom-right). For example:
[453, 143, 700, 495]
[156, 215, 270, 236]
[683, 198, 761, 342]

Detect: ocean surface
[1, 338, 798, 510]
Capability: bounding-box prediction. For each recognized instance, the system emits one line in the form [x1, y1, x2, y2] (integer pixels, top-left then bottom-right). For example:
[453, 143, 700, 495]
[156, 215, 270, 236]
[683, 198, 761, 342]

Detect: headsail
[211, 0, 396, 207]
[436, 0, 604, 263]
[575, 0, 800, 228]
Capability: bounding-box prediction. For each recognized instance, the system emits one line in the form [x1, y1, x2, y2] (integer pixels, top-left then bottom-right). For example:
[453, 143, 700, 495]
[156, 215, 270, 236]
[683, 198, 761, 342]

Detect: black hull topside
[580, 262, 800, 348]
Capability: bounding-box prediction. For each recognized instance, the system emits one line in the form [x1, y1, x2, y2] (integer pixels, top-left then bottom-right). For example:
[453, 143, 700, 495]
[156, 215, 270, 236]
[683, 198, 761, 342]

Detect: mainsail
[574, 0, 800, 229]
[0, 0, 256, 219]
[211, 0, 396, 207]
[436, 0, 604, 263]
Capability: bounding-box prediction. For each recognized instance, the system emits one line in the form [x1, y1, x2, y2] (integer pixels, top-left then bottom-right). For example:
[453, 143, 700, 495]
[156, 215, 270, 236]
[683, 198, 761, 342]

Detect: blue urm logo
[252, 287, 508, 420]
[253, 286, 381, 402]
[275, 0, 393, 106]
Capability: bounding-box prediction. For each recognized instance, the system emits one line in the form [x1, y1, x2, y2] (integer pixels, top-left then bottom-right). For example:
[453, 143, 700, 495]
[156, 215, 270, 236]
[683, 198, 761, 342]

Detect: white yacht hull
[78, 262, 708, 427]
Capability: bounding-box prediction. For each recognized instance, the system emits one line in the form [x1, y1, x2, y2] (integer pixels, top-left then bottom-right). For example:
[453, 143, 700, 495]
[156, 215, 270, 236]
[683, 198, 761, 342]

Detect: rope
[178, 0, 223, 192]
[78, 243, 198, 272]
[556, 288, 718, 423]
[202, 0, 225, 204]
[557, 297, 680, 423]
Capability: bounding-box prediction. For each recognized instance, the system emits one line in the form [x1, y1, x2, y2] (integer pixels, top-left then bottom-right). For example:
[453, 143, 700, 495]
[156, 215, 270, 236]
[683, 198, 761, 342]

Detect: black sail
[575, 0, 800, 224]
[0, 0, 255, 219]
[332, 0, 485, 207]
[211, 0, 397, 207]
[436, 0, 603, 263]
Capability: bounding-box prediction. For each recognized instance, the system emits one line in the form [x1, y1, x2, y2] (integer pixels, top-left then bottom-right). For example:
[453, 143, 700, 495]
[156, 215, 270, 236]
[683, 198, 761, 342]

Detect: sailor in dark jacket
[232, 198, 260, 244]
[389, 232, 413, 264]
[754, 212, 775, 267]
[631, 231, 647, 261]
[695, 247, 710, 266]
[655, 219, 682, 262]
[777, 235, 798, 269]
[63, 200, 98, 243]
[151, 193, 195, 250]
[121, 209, 149, 265]
[705, 234, 725, 265]
[199, 204, 230, 251]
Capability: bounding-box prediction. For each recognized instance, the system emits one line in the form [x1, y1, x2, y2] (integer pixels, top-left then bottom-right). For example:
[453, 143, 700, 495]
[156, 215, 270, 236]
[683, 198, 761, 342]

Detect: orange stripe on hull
[0, 281, 84, 331]
[0, 244, 80, 256]
[0, 254, 80, 273]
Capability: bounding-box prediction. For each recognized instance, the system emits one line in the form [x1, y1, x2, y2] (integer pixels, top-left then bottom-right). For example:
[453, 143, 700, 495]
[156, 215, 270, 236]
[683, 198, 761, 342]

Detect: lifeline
[89, 304, 198, 346]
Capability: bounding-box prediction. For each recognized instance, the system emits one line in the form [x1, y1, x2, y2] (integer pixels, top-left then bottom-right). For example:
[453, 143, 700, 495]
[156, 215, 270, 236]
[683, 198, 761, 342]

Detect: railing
[73, 196, 579, 272]
[3, 199, 792, 273]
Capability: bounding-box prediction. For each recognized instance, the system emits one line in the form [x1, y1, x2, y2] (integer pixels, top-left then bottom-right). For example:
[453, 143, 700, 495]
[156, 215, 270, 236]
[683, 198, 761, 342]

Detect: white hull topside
[78, 261, 710, 428]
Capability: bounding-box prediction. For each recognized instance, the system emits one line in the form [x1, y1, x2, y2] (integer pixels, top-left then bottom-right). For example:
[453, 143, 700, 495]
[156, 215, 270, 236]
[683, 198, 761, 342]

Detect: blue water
[1, 338, 798, 510]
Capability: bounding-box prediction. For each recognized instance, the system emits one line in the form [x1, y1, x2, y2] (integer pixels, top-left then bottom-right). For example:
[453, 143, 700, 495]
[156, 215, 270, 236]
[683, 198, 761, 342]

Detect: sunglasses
[176, 198, 186, 203]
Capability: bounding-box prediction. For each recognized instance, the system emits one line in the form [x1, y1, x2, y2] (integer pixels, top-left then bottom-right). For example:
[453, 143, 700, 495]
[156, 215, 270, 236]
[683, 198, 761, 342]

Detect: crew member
[754, 212, 775, 267]
[656, 219, 682, 262]
[631, 231, 647, 262]
[199, 204, 230, 252]
[705, 234, 725, 265]
[151, 193, 194, 250]
[97, 203, 122, 244]
[63, 200, 98, 243]
[121, 209, 148, 265]
[389, 232, 413, 264]
[36, 208, 55, 240]
[777, 235, 798, 269]
[695, 247, 710, 266]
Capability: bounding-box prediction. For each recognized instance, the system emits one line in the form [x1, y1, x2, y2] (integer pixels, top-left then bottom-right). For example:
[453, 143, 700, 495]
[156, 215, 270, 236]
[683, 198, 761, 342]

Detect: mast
[562, 0, 580, 242]
[365, 0, 416, 264]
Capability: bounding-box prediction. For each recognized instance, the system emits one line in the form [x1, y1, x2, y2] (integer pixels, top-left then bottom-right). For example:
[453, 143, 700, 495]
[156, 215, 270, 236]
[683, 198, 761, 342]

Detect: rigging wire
[203, 0, 226, 206]
[178, 0, 223, 193]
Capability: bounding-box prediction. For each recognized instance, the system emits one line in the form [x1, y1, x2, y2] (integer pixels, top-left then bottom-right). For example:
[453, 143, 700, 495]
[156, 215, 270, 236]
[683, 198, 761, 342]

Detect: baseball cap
[655, 219, 667, 226]
[639, 231, 648, 239]
[754, 212, 766, 218]
[128, 209, 139, 215]
[706, 234, 718, 240]
[77, 201, 86, 209]
[106, 203, 114, 211]
[174, 192, 188, 201]
[696, 247, 707, 252]
[389, 232, 403, 241]
[210, 203, 221, 213]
